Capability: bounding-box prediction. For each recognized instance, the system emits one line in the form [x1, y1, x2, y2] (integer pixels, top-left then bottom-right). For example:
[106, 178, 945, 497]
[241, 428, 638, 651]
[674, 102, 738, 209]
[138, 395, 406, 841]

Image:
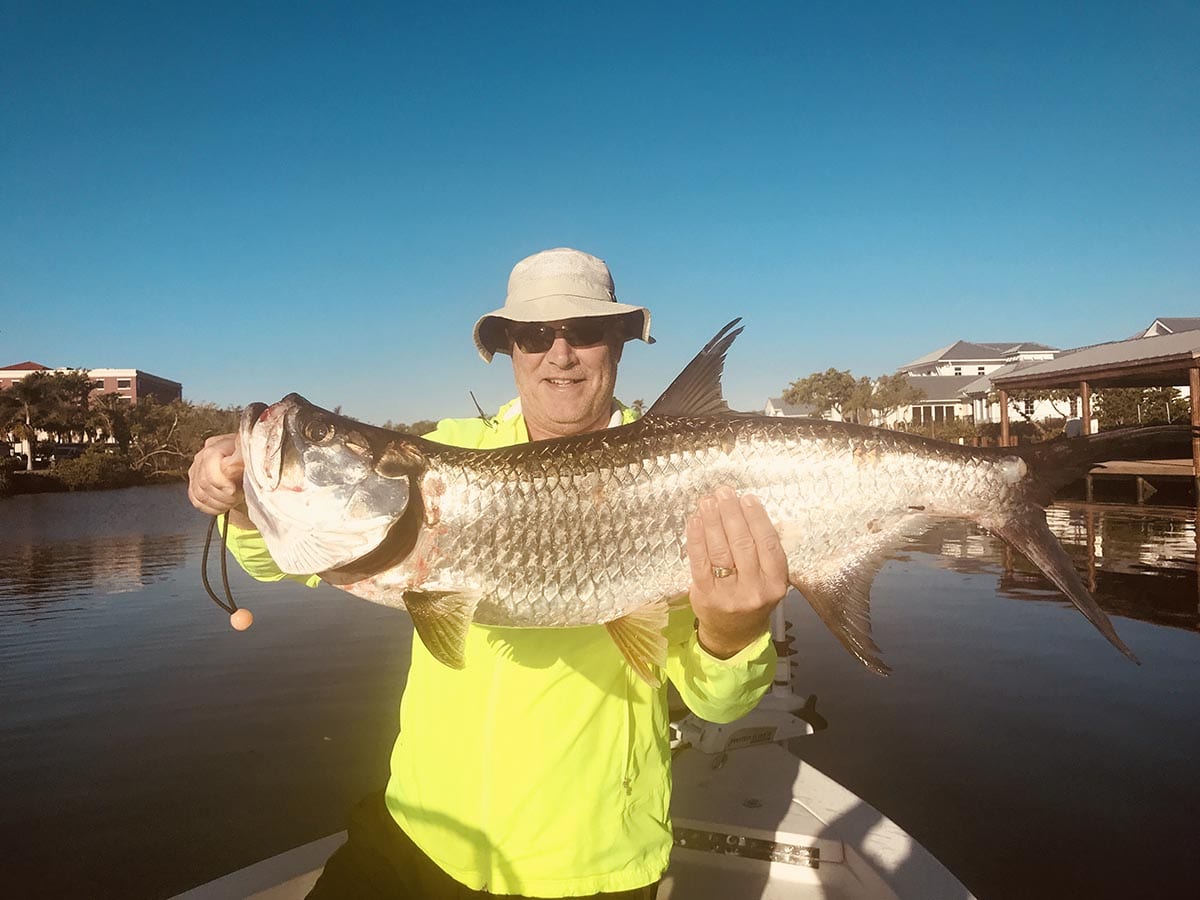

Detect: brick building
[0, 361, 182, 404]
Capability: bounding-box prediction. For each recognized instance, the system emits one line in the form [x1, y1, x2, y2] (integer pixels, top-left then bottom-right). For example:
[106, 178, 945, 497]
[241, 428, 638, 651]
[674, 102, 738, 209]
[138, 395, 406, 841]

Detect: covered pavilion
[989, 330, 1200, 494]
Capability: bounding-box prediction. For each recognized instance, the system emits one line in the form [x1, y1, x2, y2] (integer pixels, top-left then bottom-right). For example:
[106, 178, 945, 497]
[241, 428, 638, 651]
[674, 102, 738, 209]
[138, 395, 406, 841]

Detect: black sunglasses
[507, 320, 613, 354]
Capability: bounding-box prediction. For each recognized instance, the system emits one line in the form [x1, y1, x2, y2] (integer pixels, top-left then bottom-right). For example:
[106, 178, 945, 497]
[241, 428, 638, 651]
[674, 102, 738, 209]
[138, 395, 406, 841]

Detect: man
[187, 247, 789, 898]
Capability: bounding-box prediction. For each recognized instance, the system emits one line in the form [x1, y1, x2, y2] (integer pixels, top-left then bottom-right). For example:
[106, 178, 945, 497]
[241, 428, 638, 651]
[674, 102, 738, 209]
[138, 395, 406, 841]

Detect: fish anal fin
[988, 509, 1139, 664]
[404, 590, 481, 670]
[793, 557, 892, 677]
[606, 601, 670, 687]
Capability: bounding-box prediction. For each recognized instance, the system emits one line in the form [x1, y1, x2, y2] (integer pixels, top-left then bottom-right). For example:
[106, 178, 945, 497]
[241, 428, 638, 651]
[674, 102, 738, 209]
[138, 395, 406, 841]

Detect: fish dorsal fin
[605, 600, 670, 687]
[792, 559, 892, 677]
[404, 590, 482, 669]
[646, 319, 744, 417]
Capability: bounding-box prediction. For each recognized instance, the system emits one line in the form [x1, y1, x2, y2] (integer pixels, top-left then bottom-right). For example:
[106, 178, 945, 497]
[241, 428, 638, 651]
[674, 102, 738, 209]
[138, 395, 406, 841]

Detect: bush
[51, 446, 141, 490]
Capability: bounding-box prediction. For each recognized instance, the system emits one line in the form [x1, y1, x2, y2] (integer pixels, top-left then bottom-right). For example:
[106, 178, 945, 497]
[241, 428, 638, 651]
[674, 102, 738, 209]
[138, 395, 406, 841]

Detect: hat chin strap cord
[201, 512, 254, 630]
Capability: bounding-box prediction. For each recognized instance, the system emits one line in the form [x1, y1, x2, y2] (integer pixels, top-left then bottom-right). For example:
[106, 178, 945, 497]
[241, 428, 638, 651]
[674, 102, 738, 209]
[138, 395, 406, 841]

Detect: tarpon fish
[239, 320, 1190, 685]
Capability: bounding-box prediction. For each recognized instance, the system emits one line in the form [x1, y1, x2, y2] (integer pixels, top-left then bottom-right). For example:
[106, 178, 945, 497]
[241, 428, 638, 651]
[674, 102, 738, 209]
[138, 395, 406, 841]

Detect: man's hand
[187, 433, 252, 528]
[686, 486, 789, 659]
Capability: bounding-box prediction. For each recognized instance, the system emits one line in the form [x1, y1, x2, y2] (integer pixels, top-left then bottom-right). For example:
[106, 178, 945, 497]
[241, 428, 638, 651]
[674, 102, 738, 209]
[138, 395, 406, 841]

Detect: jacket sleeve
[664, 607, 776, 724]
[218, 518, 322, 588]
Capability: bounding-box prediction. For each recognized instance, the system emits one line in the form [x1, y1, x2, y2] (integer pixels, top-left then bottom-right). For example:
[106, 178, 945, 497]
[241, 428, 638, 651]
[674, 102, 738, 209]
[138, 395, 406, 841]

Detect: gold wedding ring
[711, 565, 736, 579]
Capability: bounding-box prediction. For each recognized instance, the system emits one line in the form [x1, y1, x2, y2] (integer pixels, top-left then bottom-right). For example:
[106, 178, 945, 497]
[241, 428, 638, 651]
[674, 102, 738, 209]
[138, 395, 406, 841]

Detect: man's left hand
[686, 486, 790, 659]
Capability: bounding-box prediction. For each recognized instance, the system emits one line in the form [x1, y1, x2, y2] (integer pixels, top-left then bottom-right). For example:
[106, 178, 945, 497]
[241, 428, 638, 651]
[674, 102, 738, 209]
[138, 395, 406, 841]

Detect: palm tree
[0, 371, 92, 470]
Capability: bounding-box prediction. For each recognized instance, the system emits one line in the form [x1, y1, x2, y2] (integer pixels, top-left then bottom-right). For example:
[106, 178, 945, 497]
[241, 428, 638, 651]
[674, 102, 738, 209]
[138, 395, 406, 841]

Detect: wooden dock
[1084, 459, 1197, 504]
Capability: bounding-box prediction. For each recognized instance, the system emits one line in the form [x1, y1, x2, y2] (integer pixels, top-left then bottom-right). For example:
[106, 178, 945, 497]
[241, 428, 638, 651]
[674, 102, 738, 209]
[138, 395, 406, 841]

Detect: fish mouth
[241, 399, 295, 493]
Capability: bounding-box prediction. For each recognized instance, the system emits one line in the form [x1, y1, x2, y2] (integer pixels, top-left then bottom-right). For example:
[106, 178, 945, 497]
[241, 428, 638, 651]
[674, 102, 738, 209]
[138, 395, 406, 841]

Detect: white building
[890, 341, 1059, 428]
[763, 397, 816, 417]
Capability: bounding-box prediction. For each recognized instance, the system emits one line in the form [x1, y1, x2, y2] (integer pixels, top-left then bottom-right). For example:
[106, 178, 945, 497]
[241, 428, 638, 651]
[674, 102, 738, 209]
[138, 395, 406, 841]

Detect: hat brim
[473, 296, 653, 362]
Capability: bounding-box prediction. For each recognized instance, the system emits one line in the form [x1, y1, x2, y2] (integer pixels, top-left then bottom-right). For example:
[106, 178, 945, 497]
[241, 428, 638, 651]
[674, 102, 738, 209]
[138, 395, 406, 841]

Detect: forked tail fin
[990, 424, 1195, 664]
[990, 511, 1138, 663]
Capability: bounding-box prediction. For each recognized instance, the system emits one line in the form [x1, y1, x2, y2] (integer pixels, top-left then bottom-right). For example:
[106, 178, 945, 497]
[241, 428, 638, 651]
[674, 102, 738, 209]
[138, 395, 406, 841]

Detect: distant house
[891, 341, 1060, 428]
[763, 396, 817, 417]
[1136, 318, 1200, 338]
[0, 362, 182, 404]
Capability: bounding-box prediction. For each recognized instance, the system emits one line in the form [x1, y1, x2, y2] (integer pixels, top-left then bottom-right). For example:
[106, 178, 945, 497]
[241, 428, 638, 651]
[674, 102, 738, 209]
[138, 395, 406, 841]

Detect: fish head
[239, 394, 426, 575]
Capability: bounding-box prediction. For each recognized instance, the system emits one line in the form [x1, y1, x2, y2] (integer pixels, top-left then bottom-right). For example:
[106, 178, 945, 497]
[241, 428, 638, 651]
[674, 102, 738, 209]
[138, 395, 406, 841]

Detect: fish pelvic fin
[645, 319, 744, 417]
[988, 509, 1139, 664]
[606, 601, 670, 688]
[405, 590, 482, 670]
[793, 560, 892, 677]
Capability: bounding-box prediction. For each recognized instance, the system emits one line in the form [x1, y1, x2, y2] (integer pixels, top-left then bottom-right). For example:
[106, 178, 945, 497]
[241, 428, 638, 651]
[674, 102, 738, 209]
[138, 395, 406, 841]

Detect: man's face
[509, 319, 623, 441]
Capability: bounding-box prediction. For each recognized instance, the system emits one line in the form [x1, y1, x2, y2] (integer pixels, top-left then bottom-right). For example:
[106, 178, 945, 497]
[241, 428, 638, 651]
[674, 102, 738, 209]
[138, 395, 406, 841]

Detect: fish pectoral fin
[794, 559, 892, 676]
[989, 509, 1138, 663]
[606, 601, 670, 688]
[404, 590, 481, 670]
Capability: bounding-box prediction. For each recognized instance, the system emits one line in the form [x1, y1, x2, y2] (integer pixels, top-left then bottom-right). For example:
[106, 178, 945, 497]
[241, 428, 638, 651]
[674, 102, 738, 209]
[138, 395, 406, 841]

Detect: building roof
[959, 360, 1047, 397]
[899, 340, 1057, 371]
[904, 374, 980, 403]
[764, 397, 817, 416]
[1, 361, 51, 371]
[1139, 317, 1200, 337]
[992, 330, 1200, 391]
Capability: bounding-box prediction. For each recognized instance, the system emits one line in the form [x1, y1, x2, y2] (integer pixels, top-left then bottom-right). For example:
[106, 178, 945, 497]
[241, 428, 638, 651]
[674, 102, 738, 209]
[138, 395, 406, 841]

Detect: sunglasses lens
[564, 321, 608, 346]
[511, 321, 610, 353]
[511, 325, 555, 353]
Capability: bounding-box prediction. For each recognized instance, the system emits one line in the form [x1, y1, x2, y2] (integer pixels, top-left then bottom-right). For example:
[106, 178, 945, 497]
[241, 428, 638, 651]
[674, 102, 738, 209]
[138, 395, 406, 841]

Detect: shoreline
[0, 469, 184, 498]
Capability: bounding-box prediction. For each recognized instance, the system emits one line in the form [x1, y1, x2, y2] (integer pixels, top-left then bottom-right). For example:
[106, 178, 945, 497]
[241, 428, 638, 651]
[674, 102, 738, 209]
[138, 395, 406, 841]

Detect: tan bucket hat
[473, 247, 654, 362]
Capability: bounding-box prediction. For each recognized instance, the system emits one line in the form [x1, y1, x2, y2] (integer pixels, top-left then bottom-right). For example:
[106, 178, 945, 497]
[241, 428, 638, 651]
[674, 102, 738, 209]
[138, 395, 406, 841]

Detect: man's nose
[545, 336, 578, 365]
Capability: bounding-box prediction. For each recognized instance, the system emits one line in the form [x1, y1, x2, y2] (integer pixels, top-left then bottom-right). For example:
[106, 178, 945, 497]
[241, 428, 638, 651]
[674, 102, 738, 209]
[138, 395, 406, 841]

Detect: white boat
[171, 738, 970, 900]
[173, 612, 973, 899]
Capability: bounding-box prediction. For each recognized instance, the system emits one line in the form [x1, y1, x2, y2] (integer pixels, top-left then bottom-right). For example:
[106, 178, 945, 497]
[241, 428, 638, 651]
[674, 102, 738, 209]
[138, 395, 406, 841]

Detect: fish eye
[303, 420, 334, 443]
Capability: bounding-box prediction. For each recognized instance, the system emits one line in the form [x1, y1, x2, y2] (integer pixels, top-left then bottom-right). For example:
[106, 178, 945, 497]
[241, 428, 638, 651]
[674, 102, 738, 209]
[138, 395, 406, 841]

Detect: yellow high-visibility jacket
[225, 399, 776, 896]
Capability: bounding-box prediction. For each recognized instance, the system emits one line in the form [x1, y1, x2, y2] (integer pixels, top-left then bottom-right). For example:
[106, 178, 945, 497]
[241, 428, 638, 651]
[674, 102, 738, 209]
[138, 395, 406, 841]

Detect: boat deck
[172, 742, 973, 900]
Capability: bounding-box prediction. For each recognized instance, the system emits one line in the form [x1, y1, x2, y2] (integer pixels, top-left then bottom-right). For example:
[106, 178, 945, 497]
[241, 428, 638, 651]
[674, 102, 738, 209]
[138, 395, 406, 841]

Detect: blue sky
[2, 1, 1196, 425]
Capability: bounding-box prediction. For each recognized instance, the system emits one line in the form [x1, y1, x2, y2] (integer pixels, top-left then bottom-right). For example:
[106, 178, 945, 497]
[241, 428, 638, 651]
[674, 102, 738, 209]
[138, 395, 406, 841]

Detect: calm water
[2, 485, 1198, 898]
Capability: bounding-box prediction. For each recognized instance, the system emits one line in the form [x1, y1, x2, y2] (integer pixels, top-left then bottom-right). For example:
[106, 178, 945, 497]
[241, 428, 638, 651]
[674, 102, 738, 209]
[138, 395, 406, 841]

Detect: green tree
[843, 377, 874, 425]
[0, 372, 88, 471]
[88, 392, 133, 451]
[868, 374, 926, 425]
[40, 371, 94, 441]
[127, 398, 240, 476]
[1094, 387, 1189, 428]
[784, 368, 858, 420]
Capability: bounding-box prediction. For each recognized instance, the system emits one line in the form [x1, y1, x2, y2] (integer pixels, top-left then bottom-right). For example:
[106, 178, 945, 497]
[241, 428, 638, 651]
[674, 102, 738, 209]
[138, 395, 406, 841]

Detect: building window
[1069, 397, 1078, 416]
[1024, 399, 1035, 416]
[977, 367, 985, 375]
[953, 367, 962, 376]
[91, 380, 104, 390]
[117, 379, 131, 389]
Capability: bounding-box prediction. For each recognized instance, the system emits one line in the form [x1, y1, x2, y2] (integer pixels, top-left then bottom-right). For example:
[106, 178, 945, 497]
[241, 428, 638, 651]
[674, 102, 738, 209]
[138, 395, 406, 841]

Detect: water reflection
[3, 486, 1197, 899]
[910, 503, 1199, 631]
[0, 534, 189, 613]
[0, 485, 196, 624]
